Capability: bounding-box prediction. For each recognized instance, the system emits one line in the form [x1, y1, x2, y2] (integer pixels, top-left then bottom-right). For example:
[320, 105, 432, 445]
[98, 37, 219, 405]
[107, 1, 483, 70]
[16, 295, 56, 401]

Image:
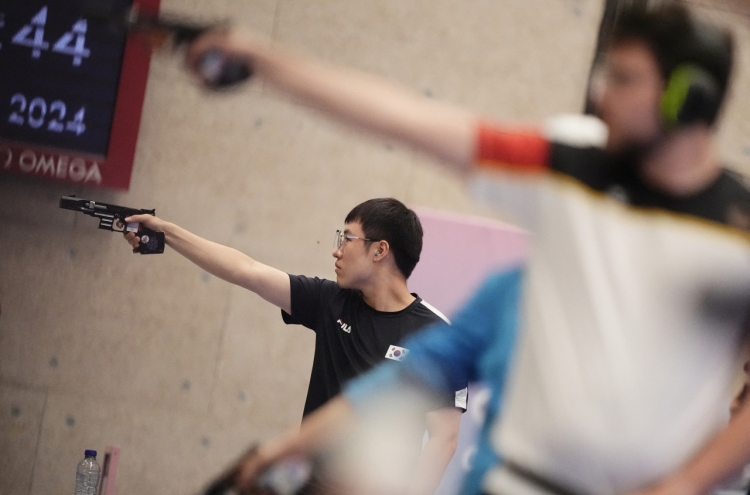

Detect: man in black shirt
[123, 197, 466, 494]
[285, 272, 459, 416]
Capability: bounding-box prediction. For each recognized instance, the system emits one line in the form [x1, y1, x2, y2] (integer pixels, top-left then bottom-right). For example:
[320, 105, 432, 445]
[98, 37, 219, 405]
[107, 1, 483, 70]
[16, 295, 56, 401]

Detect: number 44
[12, 7, 91, 66]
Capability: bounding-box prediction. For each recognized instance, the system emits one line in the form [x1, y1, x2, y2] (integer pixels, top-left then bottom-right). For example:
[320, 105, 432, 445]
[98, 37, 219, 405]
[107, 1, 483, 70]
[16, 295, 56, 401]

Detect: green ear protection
[660, 64, 721, 129]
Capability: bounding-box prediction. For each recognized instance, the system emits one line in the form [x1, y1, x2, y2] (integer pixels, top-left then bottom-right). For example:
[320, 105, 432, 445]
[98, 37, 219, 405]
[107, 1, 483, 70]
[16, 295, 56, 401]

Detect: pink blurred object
[96, 445, 121, 495]
[409, 206, 529, 317]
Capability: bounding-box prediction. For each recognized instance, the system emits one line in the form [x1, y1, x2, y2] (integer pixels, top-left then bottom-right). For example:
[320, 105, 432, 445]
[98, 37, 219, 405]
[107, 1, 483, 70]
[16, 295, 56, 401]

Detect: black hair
[606, 4, 734, 119]
[344, 198, 423, 279]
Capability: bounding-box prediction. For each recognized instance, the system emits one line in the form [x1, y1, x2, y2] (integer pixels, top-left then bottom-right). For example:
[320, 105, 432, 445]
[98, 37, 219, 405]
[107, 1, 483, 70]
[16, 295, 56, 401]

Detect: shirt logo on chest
[336, 318, 352, 333]
[385, 345, 409, 361]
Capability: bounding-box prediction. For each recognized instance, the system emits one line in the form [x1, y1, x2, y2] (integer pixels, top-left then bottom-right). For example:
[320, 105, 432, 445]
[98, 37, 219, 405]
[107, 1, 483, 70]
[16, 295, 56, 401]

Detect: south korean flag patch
[385, 345, 409, 362]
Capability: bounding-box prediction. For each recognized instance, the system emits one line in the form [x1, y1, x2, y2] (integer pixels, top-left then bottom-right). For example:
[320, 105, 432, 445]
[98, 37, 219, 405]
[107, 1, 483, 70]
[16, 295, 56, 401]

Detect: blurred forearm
[189, 31, 478, 169]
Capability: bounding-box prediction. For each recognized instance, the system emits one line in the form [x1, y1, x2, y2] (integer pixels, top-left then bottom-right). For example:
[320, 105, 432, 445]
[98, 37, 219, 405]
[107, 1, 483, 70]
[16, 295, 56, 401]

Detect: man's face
[332, 221, 378, 289]
[593, 41, 665, 151]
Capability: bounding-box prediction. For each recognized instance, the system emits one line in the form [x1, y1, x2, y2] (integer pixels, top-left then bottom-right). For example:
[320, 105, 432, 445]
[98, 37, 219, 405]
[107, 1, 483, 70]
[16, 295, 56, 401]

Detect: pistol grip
[135, 227, 165, 255]
[198, 49, 253, 89]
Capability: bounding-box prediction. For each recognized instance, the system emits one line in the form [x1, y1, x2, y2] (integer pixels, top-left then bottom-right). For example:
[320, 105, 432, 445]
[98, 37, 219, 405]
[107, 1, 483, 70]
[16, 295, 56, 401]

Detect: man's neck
[638, 126, 722, 197]
[360, 275, 416, 313]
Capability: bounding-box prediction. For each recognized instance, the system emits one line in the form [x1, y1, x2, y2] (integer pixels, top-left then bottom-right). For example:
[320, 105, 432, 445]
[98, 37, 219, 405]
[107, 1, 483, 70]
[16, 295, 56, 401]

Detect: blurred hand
[235, 446, 274, 491]
[185, 28, 261, 86]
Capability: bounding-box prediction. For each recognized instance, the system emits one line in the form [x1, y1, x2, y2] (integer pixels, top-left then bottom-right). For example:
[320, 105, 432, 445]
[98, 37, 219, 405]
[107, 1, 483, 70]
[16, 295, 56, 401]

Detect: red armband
[474, 122, 550, 174]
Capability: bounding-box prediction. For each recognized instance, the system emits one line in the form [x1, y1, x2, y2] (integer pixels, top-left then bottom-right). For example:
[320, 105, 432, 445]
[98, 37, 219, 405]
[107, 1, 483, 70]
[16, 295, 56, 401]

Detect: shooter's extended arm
[59, 195, 165, 254]
[82, 3, 252, 89]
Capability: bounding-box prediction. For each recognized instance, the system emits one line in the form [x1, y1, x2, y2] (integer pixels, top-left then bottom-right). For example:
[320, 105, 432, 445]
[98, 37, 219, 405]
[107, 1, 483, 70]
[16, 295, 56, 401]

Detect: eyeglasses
[334, 230, 380, 250]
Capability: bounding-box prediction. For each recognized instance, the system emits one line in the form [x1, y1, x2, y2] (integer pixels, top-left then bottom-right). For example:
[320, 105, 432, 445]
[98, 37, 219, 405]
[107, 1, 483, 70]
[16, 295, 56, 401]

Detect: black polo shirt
[282, 274, 465, 417]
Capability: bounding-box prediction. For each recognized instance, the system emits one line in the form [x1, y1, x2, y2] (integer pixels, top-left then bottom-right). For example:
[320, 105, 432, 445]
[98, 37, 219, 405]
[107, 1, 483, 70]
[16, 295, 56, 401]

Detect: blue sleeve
[345, 267, 524, 407]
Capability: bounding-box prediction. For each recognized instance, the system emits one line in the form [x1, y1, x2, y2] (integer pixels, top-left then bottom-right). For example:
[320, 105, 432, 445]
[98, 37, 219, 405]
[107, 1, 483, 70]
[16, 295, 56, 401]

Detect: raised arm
[186, 30, 478, 169]
[124, 214, 291, 313]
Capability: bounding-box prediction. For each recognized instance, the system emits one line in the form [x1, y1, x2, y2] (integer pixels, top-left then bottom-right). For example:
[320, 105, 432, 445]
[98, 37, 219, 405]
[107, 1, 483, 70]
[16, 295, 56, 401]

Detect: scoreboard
[0, 0, 159, 190]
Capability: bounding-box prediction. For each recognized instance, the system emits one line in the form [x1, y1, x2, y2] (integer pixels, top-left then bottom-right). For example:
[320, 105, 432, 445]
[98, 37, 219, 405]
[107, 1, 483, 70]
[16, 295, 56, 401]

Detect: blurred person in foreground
[186, 3, 750, 495]
[122, 198, 467, 495]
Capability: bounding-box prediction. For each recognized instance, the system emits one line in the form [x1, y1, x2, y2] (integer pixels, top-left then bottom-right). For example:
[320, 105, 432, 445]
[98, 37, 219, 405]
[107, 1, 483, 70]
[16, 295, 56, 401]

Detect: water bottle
[74, 450, 101, 495]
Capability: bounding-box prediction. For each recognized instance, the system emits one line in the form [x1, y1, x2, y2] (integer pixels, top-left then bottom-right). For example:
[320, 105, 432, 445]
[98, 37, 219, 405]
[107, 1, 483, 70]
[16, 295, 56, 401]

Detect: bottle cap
[84, 450, 97, 457]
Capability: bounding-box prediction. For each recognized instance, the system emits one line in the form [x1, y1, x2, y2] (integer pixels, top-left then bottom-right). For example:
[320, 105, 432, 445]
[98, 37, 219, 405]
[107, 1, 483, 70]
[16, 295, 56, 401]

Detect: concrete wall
[1, 1, 748, 494]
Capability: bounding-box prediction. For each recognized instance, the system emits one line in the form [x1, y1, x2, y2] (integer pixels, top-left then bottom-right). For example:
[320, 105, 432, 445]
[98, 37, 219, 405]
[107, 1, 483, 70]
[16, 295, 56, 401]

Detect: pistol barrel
[59, 195, 87, 211]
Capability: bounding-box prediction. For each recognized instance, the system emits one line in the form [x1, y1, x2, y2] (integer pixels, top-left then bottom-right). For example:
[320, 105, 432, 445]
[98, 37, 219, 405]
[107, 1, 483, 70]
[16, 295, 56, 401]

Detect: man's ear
[373, 240, 390, 261]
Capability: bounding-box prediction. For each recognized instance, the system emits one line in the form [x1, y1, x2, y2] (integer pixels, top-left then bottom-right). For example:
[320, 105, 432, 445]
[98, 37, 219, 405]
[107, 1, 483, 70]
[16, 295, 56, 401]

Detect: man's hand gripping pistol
[83, 2, 252, 89]
[59, 195, 165, 254]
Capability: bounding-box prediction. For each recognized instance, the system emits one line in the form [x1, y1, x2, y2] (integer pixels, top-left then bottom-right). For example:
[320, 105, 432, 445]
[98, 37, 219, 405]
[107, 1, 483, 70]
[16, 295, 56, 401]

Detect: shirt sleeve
[467, 122, 552, 230]
[473, 121, 551, 174]
[474, 114, 609, 177]
[344, 267, 524, 413]
[281, 274, 340, 331]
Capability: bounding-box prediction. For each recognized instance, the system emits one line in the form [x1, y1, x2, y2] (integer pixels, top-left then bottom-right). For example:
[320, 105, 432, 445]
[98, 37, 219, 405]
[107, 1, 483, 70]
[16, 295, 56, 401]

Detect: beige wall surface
[0, 1, 748, 494]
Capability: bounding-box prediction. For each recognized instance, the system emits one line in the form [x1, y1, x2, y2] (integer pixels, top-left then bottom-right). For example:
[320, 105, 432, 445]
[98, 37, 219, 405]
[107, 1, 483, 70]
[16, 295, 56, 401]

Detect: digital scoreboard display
[0, 0, 159, 189]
